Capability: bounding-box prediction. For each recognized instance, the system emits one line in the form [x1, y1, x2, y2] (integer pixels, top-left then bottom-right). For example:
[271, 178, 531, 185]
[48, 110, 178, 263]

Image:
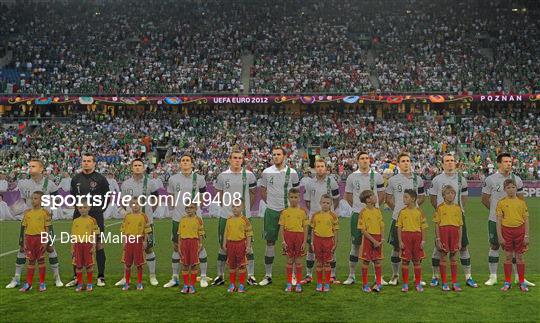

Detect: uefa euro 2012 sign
[3, 94, 539, 105]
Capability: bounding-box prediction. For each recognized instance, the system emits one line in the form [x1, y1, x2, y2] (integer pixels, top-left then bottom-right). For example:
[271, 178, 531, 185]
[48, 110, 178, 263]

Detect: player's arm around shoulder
[495, 199, 505, 246]
[291, 169, 300, 187]
[142, 213, 151, 242]
[198, 217, 205, 252]
[430, 193, 438, 210]
[417, 177, 426, 205]
[396, 208, 405, 249]
[456, 205, 464, 226]
[44, 208, 52, 231]
[331, 211, 339, 249]
[309, 212, 318, 248]
[120, 213, 128, 234]
[377, 208, 385, 242]
[523, 201, 530, 246]
[92, 217, 101, 236]
[279, 210, 288, 249]
[21, 209, 30, 227]
[222, 218, 229, 251]
[428, 176, 438, 207]
[418, 208, 428, 249]
[242, 215, 253, 238]
[302, 208, 309, 247]
[344, 174, 354, 206]
[376, 173, 385, 205]
[481, 176, 492, 209]
[243, 216, 253, 250]
[434, 209, 443, 250]
[385, 177, 396, 209]
[419, 208, 428, 228]
[197, 216, 205, 236]
[357, 208, 366, 230]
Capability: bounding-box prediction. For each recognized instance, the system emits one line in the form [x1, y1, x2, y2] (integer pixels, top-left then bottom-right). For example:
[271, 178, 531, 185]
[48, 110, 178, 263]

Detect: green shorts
[488, 220, 498, 246]
[171, 220, 179, 243]
[461, 214, 469, 247]
[147, 224, 155, 248]
[387, 219, 399, 249]
[218, 217, 227, 246]
[263, 208, 281, 242]
[350, 212, 362, 245]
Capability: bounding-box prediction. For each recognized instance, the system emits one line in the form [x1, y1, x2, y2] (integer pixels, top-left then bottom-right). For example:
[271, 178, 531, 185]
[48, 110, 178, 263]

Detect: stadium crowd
[372, 1, 539, 94]
[1, 0, 538, 95]
[1, 106, 538, 186]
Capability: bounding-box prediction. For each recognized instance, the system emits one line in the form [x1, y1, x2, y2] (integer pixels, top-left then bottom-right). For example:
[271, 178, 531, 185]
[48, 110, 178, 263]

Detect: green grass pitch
[0, 197, 538, 322]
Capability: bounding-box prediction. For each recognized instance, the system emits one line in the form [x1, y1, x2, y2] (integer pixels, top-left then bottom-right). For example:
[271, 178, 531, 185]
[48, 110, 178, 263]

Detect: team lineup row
[7, 148, 534, 294]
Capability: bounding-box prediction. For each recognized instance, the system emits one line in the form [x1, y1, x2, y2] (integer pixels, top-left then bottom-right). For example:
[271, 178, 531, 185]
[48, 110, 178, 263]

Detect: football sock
[295, 264, 303, 283]
[362, 265, 368, 285]
[504, 262, 512, 283]
[450, 261, 458, 284]
[38, 260, 46, 284]
[375, 264, 382, 285]
[286, 264, 293, 284]
[15, 251, 26, 277]
[413, 264, 421, 286]
[440, 260, 447, 284]
[460, 249, 471, 279]
[146, 252, 156, 275]
[217, 251, 227, 276]
[27, 264, 35, 285]
[199, 248, 208, 277]
[306, 252, 315, 276]
[87, 270, 93, 284]
[517, 263, 525, 284]
[137, 265, 143, 284]
[125, 267, 131, 285]
[391, 251, 401, 277]
[349, 244, 359, 277]
[264, 245, 275, 277]
[172, 252, 180, 277]
[48, 250, 60, 277]
[402, 263, 409, 284]
[247, 252, 255, 277]
[190, 270, 198, 286]
[182, 270, 189, 285]
[76, 270, 83, 285]
[239, 269, 246, 285]
[488, 249, 499, 276]
[96, 248, 106, 278]
[431, 248, 440, 278]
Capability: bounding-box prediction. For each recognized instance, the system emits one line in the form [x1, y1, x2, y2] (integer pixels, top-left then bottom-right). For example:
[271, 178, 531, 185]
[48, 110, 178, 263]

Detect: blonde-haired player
[496, 179, 530, 292]
[310, 194, 339, 292]
[434, 185, 464, 291]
